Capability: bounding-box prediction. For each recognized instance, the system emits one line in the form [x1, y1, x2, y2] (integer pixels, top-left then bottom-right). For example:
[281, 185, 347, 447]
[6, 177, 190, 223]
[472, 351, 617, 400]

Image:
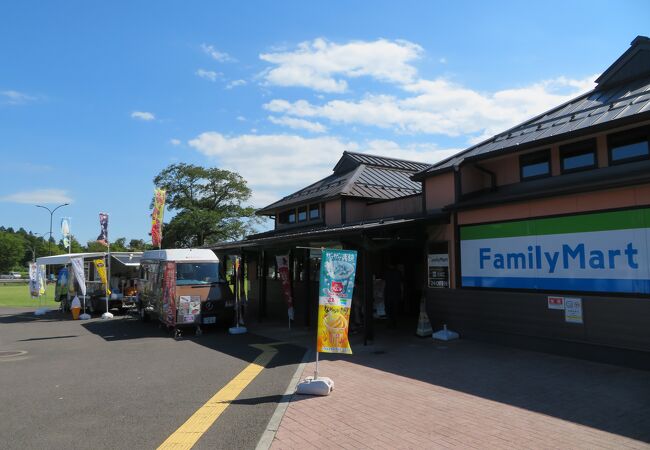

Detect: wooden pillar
[362, 235, 374, 345]
[259, 250, 267, 320]
[304, 249, 311, 327]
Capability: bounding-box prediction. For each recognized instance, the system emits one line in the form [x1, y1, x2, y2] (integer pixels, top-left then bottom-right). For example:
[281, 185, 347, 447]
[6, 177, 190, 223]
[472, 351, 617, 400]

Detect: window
[608, 126, 650, 165]
[298, 206, 307, 222]
[176, 263, 221, 285]
[309, 204, 320, 220]
[520, 150, 550, 180]
[560, 139, 597, 173]
[278, 209, 297, 224]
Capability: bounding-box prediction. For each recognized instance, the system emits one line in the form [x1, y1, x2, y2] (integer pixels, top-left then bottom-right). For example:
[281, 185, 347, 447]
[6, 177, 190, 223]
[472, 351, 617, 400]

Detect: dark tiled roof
[414, 36, 650, 180]
[257, 151, 428, 214]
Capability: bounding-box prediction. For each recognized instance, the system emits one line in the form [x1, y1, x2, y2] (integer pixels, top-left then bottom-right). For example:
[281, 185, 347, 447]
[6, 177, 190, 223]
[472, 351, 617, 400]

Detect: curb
[255, 349, 312, 450]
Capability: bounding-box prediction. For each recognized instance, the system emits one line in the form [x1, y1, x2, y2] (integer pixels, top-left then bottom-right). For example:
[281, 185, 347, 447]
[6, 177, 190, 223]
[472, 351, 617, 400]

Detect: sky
[1, 0, 649, 245]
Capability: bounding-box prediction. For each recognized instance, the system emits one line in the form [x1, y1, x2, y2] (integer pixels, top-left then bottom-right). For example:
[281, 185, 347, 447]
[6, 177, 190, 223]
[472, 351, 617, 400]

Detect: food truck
[138, 249, 235, 336]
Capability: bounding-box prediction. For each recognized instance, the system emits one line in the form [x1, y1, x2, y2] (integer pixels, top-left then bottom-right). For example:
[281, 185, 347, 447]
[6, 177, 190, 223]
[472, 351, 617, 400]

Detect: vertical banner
[97, 213, 109, 246]
[162, 262, 176, 326]
[70, 257, 86, 296]
[276, 255, 294, 320]
[151, 189, 166, 247]
[61, 218, 71, 249]
[37, 265, 46, 296]
[55, 267, 69, 300]
[93, 259, 111, 295]
[317, 249, 358, 354]
[28, 262, 39, 297]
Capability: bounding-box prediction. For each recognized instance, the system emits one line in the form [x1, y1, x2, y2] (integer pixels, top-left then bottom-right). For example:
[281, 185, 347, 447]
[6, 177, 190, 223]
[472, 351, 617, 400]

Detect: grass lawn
[0, 284, 58, 308]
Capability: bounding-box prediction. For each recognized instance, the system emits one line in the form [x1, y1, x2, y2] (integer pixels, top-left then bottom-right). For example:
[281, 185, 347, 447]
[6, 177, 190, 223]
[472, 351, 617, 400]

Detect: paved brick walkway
[268, 334, 650, 449]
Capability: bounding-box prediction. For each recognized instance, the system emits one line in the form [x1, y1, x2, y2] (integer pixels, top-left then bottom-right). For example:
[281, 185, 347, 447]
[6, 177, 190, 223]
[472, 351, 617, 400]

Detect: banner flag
[37, 265, 46, 296]
[28, 262, 39, 297]
[70, 257, 86, 297]
[162, 262, 176, 326]
[317, 249, 358, 354]
[61, 218, 71, 249]
[276, 255, 294, 320]
[151, 189, 166, 247]
[97, 213, 109, 246]
[93, 258, 111, 295]
[55, 267, 68, 300]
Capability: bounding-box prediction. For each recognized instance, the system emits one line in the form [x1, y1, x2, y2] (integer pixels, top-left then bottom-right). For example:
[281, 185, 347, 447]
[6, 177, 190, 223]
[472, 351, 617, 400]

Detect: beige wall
[458, 183, 650, 225]
[480, 154, 519, 186]
[424, 171, 455, 211]
[324, 199, 342, 226]
[460, 165, 490, 195]
[366, 195, 422, 220]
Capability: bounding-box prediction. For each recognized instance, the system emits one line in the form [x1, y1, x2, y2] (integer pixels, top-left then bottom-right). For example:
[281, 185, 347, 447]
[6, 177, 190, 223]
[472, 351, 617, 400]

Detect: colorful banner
[93, 258, 111, 295]
[61, 218, 71, 249]
[162, 262, 176, 326]
[460, 207, 650, 294]
[276, 255, 294, 320]
[28, 262, 39, 297]
[55, 267, 69, 300]
[97, 212, 109, 246]
[151, 189, 166, 247]
[37, 265, 46, 296]
[317, 249, 358, 354]
[70, 257, 86, 297]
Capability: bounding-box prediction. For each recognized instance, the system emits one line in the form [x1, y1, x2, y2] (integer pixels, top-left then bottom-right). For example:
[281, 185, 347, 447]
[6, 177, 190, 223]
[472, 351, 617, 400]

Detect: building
[415, 35, 650, 357]
[214, 36, 650, 358]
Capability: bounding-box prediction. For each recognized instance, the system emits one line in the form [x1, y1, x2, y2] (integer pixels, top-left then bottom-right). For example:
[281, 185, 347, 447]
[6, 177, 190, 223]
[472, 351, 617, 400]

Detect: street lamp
[35, 203, 69, 256]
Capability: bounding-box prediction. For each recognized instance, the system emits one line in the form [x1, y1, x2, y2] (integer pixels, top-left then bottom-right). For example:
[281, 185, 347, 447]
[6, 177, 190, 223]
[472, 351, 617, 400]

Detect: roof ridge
[343, 150, 431, 168]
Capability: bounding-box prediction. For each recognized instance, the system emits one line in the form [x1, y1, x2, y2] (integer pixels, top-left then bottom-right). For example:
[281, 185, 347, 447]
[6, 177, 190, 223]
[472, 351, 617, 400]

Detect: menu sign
[428, 254, 449, 288]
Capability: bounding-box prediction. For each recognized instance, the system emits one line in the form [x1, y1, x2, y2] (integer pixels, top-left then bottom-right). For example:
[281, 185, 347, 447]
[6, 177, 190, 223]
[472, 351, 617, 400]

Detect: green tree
[0, 231, 25, 272]
[111, 237, 128, 252]
[153, 163, 258, 247]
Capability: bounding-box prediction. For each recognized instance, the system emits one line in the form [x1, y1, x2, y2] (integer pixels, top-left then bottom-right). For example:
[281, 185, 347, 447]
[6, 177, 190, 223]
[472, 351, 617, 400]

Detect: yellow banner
[93, 258, 111, 295]
[317, 304, 351, 354]
[151, 188, 166, 247]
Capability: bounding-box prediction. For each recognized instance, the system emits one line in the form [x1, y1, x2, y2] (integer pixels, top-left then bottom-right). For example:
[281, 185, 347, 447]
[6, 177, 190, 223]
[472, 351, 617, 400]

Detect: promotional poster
[151, 189, 166, 247]
[162, 262, 177, 326]
[317, 249, 358, 354]
[93, 258, 111, 296]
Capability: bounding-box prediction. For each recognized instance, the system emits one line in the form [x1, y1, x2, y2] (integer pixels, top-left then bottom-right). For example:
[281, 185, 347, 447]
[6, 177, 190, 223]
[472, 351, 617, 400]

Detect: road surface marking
[157, 343, 282, 450]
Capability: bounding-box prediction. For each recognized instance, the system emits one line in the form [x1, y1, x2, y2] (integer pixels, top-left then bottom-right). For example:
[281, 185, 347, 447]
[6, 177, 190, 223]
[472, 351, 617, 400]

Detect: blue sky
[1, 0, 648, 245]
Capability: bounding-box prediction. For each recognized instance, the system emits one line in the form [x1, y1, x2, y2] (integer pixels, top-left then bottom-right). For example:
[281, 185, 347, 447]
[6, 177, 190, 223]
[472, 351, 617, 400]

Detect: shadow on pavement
[18, 335, 79, 341]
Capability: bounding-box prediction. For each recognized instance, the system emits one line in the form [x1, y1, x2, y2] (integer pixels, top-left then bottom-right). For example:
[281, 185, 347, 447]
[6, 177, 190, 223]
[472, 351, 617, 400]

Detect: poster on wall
[547, 296, 565, 310]
[317, 249, 357, 354]
[428, 254, 449, 288]
[460, 207, 650, 294]
[564, 298, 583, 323]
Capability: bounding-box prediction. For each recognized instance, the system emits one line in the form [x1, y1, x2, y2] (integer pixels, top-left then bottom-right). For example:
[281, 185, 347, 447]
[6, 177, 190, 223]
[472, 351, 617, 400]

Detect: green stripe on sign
[460, 207, 650, 240]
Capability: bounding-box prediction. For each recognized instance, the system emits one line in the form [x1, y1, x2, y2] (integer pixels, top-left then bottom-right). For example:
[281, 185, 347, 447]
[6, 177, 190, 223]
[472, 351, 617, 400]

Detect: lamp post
[35, 203, 69, 256]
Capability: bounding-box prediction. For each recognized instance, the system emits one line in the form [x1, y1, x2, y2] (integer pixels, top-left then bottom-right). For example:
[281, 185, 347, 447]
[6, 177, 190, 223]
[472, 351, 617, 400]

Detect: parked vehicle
[138, 249, 234, 336]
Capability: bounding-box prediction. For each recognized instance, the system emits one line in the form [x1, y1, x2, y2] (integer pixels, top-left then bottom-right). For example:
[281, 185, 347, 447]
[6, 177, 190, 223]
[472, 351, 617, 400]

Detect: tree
[153, 163, 258, 247]
[0, 231, 25, 272]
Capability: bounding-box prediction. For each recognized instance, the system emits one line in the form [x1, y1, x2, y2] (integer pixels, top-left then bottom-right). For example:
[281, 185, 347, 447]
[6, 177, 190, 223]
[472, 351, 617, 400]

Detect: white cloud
[226, 79, 247, 89]
[170, 138, 181, 146]
[196, 69, 220, 82]
[268, 115, 327, 133]
[1, 90, 36, 105]
[201, 43, 232, 62]
[188, 132, 458, 208]
[0, 189, 72, 204]
[439, 57, 447, 64]
[264, 74, 598, 139]
[131, 111, 155, 121]
[260, 38, 422, 93]
[236, 116, 246, 121]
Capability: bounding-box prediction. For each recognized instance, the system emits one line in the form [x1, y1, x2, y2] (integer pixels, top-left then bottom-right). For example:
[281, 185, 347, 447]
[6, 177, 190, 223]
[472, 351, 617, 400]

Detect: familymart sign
[460, 208, 650, 294]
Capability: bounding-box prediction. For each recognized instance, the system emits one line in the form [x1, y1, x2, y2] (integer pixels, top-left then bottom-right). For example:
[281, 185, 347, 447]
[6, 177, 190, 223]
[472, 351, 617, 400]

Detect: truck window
[176, 263, 222, 285]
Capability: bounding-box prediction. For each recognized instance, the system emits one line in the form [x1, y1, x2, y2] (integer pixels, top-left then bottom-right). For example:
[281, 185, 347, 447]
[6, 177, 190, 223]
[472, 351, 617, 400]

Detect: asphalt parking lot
[0, 308, 306, 450]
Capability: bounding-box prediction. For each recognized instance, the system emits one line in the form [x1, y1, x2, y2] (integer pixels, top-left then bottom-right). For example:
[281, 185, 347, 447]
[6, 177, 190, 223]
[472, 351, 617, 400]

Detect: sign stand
[229, 256, 247, 335]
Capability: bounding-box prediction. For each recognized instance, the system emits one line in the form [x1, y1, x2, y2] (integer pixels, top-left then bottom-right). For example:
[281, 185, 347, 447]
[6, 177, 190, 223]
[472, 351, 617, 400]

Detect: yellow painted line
[157, 343, 283, 450]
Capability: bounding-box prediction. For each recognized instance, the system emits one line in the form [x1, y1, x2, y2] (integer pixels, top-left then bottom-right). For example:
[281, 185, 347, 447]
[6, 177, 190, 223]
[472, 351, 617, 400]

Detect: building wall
[325, 199, 342, 226]
[457, 183, 650, 225]
[424, 184, 650, 352]
[345, 198, 367, 223]
[424, 171, 455, 211]
[366, 195, 422, 220]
